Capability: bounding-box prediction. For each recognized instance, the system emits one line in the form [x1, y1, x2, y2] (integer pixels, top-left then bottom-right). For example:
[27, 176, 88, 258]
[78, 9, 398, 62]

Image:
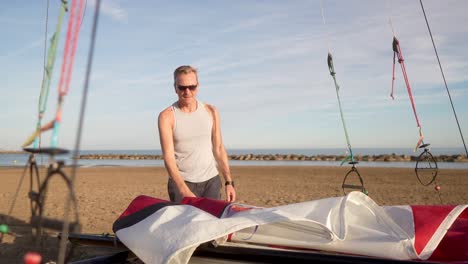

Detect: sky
[1, 0, 467, 152]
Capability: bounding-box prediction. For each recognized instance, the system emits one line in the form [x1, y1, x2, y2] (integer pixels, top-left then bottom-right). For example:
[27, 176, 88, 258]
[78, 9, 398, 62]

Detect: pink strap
[58, 0, 85, 97]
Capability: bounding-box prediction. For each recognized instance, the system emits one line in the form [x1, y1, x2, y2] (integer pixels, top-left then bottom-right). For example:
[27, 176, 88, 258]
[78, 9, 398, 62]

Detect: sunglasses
[176, 84, 198, 91]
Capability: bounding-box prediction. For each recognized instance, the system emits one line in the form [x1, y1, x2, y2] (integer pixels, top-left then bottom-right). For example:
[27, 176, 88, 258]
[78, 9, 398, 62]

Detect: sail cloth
[113, 192, 468, 264]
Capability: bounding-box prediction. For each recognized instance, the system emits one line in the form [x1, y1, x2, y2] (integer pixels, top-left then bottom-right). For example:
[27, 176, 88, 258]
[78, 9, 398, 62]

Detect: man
[158, 65, 236, 203]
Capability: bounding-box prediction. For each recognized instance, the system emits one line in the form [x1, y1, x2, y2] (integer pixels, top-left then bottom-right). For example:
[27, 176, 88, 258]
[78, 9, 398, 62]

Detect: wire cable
[57, 0, 101, 262]
[419, 0, 468, 157]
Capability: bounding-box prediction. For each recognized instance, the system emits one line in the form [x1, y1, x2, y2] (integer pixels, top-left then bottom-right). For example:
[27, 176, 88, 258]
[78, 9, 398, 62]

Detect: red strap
[394, 40, 422, 128]
[58, 0, 85, 97]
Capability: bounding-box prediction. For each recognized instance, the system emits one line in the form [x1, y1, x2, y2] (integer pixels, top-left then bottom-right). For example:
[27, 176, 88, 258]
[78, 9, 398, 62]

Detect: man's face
[175, 72, 198, 102]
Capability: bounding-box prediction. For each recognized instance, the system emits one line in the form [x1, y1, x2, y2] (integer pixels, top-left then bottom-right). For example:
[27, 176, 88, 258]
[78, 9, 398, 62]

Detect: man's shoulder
[202, 102, 217, 113]
[158, 106, 174, 121]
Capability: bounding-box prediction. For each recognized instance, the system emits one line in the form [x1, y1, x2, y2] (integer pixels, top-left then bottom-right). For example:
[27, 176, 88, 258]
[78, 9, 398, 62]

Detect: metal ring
[415, 149, 438, 186]
[342, 166, 365, 195]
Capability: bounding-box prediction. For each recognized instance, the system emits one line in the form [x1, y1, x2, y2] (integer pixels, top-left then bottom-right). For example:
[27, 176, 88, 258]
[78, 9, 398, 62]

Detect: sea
[1, 147, 467, 169]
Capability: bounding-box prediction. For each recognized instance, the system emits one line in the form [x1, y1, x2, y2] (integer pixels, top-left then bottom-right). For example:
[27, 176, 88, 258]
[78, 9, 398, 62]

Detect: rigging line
[388, 17, 397, 38]
[395, 41, 421, 128]
[321, 1, 355, 163]
[386, 0, 400, 40]
[392, 38, 425, 150]
[64, 0, 85, 95]
[51, 0, 85, 147]
[57, 0, 77, 97]
[38, 1, 68, 117]
[419, 0, 468, 157]
[26, 0, 68, 149]
[57, 0, 101, 263]
[37, 0, 50, 161]
[388, 3, 397, 100]
[328, 54, 354, 163]
[320, 0, 331, 53]
[80, 0, 88, 29]
[40, 0, 50, 113]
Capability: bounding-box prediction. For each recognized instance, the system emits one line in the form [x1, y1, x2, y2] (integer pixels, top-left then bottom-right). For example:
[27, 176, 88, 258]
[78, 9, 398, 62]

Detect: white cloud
[0, 37, 43, 61]
[2, 1, 468, 150]
[89, 0, 128, 22]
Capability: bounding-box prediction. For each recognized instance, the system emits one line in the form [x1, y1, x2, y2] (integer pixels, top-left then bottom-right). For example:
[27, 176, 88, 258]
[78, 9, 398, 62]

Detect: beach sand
[1, 165, 467, 262]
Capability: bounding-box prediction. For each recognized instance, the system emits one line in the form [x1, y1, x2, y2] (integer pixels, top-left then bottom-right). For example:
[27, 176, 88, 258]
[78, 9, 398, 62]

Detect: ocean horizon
[1, 147, 467, 169]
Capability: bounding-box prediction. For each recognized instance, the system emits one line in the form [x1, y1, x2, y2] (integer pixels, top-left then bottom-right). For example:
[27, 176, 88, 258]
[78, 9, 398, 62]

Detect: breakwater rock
[77, 153, 468, 162]
[78, 154, 164, 160]
[0, 150, 27, 154]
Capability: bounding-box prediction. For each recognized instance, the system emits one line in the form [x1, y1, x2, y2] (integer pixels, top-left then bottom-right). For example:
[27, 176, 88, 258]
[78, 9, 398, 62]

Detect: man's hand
[180, 187, 196, 198]
[225, 185, 236, 202]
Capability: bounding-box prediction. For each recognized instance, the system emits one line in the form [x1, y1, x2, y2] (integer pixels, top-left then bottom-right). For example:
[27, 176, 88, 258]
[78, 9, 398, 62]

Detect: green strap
[33, 1, 68, 148]
[327, 53, 355, 164]
[38, 1, 67, 114]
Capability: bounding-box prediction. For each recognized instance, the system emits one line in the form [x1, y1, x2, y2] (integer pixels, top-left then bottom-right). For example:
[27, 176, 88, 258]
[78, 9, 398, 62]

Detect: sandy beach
[1, 165, 467, 262]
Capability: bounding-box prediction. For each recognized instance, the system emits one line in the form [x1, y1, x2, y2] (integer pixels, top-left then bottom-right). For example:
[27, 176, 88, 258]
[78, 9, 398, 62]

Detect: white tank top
[172, 100, 219, 182]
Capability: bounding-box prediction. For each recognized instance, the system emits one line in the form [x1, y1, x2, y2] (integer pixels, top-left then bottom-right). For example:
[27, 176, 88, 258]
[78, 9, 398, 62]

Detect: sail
[113, 192, 467, 264]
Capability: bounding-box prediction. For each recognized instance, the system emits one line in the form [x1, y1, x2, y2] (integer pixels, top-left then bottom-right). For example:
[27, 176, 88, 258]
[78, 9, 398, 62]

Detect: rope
[321, 2, 364, 196]
[26, 0, 68, 149]
[392, 37, 425, 151]
[388, 5, 397, 100]
[51, 0, 86, 148]
[36, 0, 49, 152]
[328, 54, 355, 164]
[80, 0, 88, 29]
[57, 0, 101, 262]
[419, 0, 468, 157]
[388, 17, 397, 39]
[389, 17, 396, 100]
[389, 8, 441, 203]
[320, 1, 355, 164]
[320, 0, 331, 53]
[40, 0, 50, 106]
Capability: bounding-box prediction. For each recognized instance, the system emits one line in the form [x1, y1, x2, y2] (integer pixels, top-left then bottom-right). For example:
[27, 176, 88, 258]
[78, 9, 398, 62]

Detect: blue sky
[1, 0, 467, 151]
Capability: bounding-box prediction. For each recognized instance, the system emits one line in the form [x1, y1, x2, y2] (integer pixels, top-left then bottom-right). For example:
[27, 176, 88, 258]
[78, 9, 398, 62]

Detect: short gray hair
[173, 65, 198, 86]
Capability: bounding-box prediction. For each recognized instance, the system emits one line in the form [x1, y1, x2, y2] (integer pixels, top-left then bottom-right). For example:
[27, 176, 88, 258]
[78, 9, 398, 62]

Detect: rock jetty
[76, 153, 468, 162]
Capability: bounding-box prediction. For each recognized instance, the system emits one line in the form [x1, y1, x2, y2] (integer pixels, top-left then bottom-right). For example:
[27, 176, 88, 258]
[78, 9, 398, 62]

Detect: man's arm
[207, 104, 236, 202]
[158, 108, 195, 198]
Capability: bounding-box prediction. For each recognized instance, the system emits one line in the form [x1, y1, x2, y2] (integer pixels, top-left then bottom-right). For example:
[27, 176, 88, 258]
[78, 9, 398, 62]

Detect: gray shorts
[168, 175, 221, 203]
